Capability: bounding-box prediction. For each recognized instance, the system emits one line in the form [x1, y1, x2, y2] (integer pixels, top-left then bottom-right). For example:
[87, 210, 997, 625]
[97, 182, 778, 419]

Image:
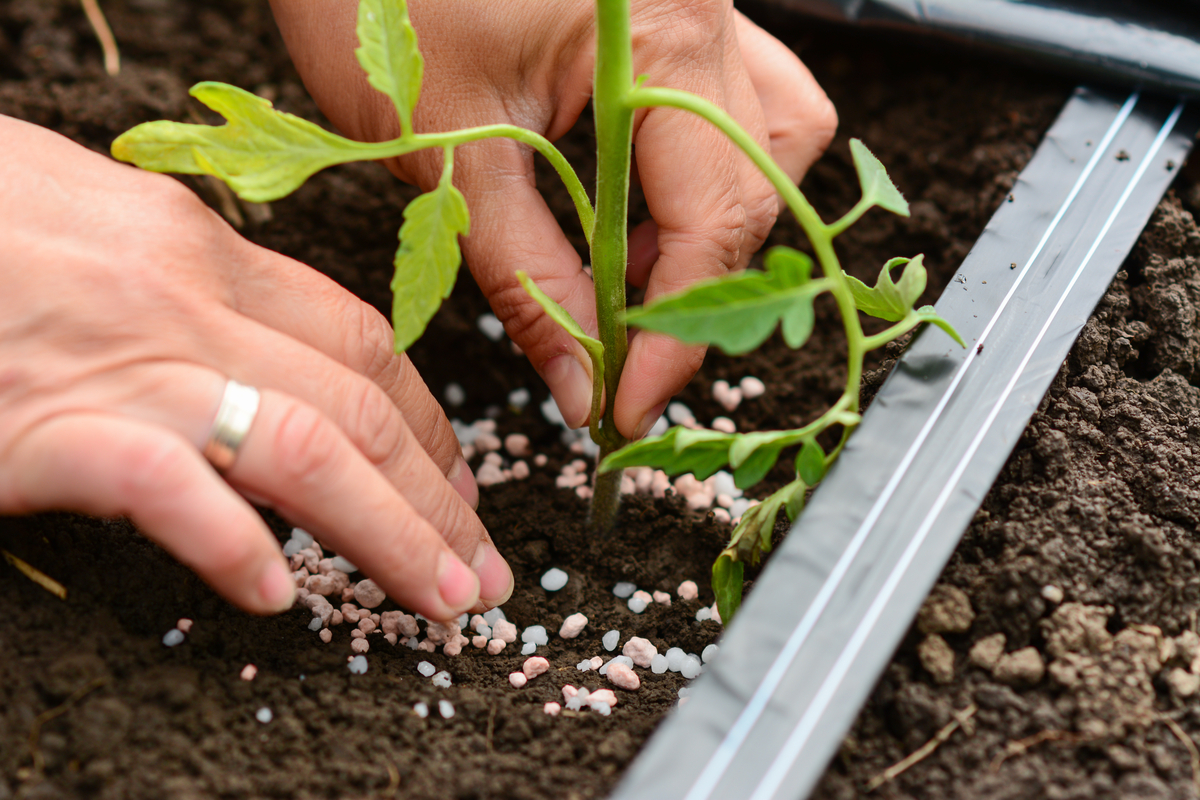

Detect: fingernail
[471, 539, 514, 608]
[633, 401, 669, 440]
[448, 456, 479, 509]
[542, 354, 591, 429]
[258, 559, 296, 613]
[437, 550, 480, 614]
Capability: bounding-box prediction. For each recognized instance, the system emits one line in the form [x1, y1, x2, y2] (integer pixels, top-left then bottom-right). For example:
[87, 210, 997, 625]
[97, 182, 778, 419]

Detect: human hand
[0, 115, 513, 619]
[270, 0, 837, 439]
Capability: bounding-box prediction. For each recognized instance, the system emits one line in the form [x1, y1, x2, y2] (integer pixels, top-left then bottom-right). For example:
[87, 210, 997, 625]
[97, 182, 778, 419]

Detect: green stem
[860, 313, 928, 351]
[587, 0, 635, 531]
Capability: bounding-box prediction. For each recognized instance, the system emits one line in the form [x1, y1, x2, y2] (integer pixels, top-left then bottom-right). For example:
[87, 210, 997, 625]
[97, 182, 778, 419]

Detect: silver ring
[202, 380, 260, 470]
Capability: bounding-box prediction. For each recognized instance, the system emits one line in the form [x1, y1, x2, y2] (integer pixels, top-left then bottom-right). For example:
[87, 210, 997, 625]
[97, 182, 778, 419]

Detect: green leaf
[796, 439, 825, 485]
[355, 0, 423, 136]
[712, 554, 744, 624]
[846, 255, 928, 322]
[728, 430, 803, 490]
[785, 482, 806, 522]
[850, 138, 909, 217]
[624, 246, 826, 355]
[111, 83, 370, 203]
[391, 151, 469, 352]
[913, 306, 966, 347]
[599, 426, 734, 480]
[515, 271, 605, 387]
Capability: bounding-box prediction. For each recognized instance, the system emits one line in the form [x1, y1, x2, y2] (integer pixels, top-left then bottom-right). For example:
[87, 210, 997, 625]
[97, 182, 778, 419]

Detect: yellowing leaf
[850, 138, 909, 217]
[391, 152, 469, 352]
[356, 0, 423, 135]
[111, 83, 371, 203]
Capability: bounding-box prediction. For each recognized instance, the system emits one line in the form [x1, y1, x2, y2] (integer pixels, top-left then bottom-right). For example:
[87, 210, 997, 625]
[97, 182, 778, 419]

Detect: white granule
[307, 617, 323, 632]
[413, 702, 429, 718]
[628, 596, 648, 614]
[431, 671, 452, 688]
[678, 687, 690, 698]
[681, 655, 703, 679]
[651, 654, 669, 674]
[329, 555, 357, 573]
[508, 388, 531, 410]
[702, 644, 720, 663]
[612, 582, 637, 598]
[290, 528, 314, 549]
[695, 607, 713, 622]
[438, 700, 455, 719]
[521, 625, 549, 646]
[255, 708, 273, 724]
[477, 314, 505, 341]
[405, 637, 420, 650]
[577, 660, 594, 672]
[483, 608, 507, 625]
[665, 648, 687, 672]
[162, 629, 185, 647]
[417, 661, 436, 678]
[648, 416, 669, 437]
[603, 630, 620, 651]
[540, 568, 569, 592]
[521, 642, 536, 655]
[348, 655, 368, 674]
[593, 703, 612, 716]
[667, 402, 694, 424]
[740, 376, 766, 398]
[444, 383, 466, 407]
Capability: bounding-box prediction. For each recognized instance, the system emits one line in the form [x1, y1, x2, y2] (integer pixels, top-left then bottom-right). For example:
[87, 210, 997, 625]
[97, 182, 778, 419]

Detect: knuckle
[344, 299, 399, 383]
[116, 436, 194, 503]
[274, 401, 344, 487]
[348, 381, 408, 469]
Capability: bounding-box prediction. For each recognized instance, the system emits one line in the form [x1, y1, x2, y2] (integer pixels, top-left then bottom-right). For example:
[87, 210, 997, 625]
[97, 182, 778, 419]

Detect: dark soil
[2, 1, 1198, 799]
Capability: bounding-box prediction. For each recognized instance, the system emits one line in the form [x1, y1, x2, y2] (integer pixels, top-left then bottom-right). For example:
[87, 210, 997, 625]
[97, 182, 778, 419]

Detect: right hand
[0, 115, 513, 620]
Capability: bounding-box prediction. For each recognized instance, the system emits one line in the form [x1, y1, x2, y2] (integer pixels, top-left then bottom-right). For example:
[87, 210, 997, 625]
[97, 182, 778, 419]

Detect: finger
[733, 11, 838, 184]
[224, 387, 488, 620]
[196, 314, 512, 607]
[5, 413, 296, 615]
[218, 242, 476, 503]
[452, 136, 600, 430]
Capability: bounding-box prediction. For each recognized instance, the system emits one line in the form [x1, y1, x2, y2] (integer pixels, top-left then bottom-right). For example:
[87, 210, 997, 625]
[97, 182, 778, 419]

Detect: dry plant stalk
[2, 549, 67, 599]
[866, 704, 977, 792]
[1160, 714, 1200, 798]
[79, 0, 120, 76]
[989, 728, 1099, 772]
[21, 676, 108, 781]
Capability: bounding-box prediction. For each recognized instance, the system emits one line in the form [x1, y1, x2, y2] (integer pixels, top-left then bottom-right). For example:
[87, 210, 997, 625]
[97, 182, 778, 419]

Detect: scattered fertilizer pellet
[544, 702, 561, 716]
[622, 637, 658, 667]
[589, 688, 618, 709]
[695, 607, 712, 622]
[603, 630, 620, 651]
[590, 656, 604, 669]
[652, 591, 672, 606]
[665, 648, 687, 672]
[712, 508, 732, 524]
[444, 382, 466, 407]
[520, 642, 536, 655]
[255, 707, 273, 724]
[628, 591, 652, 614]
[487, 639, 506, 655]
[176, 618, 193, 634]
[330, 555, 357, 573]
[417, 661, 437, 677]
[599, 655, 634, 676]
[348, 655, 368, 674]
[508, 672, 528, 689]
[413, 702, 429, 718]
[507, 387, 531, 410]
[385, 633, 398, 646]
[575, 485, 593, 500]
[711, 416, 737, 434]
[702, 644, 720, 663]
[1041, 584, 1064, 603]
[351, 629, 366, 639]
[667, 402, 695, 425]
[609, 582, 638, 599]
[712, 380, 743, 412]
[472, 635, 488, 648]
[162, 628, 185, 647]
[681, 655, 703, 679]
[540, 568, 569, 592]
[477, 313, 505, 341]
[504, 433, 531, 457]
[559, 613, 588, 639]
[651, 654, 669, 674]
[710, 603, 722, 624]
[240, 664, 258, 681]
[740, 376, 766, 398]
[353, 579, 385, 609]
[483, 607, 507, 624]
[475, 460, 506, 487]
[318, 629, 332, 644]
[521, 625, 549, 646]
[439, 699, 456, 719]
[511, 460, 530, 479]
[607, 661, 641, 691]
[562, 685, 579, 702]
[491, 619, 518, 643]
[522, 656, 550, 679]
[577, 659, 594, 672]
[534, 454, 548, 467]
[351, 638, 370, 654]
[594, 702, 612, 716]
[431, 671, 452, 688]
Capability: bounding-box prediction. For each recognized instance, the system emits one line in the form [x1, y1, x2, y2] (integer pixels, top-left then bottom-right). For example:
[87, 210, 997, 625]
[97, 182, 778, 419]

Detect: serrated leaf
[391, 156, 469, 352]
[112, 83, 370, 203]
[796, 439, 825, 485]
[356, 0, 423, 136]
[624, 246, 825, 355]
[850, 138, 909, 217]
[712, 554, 744, 624]
[599, 426, 734, 480]
[516, 271, 604, 385]
[913, 306, 966, 347]
[846, 255, 928, 322]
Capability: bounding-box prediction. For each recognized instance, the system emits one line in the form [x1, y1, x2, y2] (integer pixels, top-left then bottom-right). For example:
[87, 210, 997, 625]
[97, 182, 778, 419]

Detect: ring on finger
[202, 380, 260, 471]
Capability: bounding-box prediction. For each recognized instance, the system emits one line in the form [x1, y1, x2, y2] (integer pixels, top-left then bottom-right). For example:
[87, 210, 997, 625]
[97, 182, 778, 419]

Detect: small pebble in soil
[544, 702, 561, 716]
[240, 664, 257, 681]
[477, 313, 505, 341]
[678, 581, 699, 601]
[348, 655, 368, 674]
[413, 702, 429, 718]
[255, 708, 273, 724]
[176, 618, 193, 634]
[1041, 584, 1065, 604]
[431, 671, 452, 688]
[507, 387, 531, 410]
[439, 700, 455, 719]
[162, 628, 185, 647]
[603, 630, 620, 651]
[651, 654, 669, 674]
[523, 656, 550, 680]
[444, 382, 466, 407]
[559, 613, 588, 639]
[509, 672, 528, 689]
[623, 637, 658, 667]
[417, 661, 436, 678]
[702, 644, 720, 663]
[606, 661, 641, 691]
[540, 568, 569, 592]
[740, 376, 766, 398]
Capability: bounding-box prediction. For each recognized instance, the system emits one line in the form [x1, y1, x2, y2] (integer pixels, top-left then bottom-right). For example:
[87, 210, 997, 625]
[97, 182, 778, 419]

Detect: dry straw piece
[79, 0, 120, 76]
[2, 549, 66, 599]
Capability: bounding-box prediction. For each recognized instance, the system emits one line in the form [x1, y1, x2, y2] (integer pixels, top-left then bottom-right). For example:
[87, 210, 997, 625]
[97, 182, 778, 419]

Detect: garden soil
[2, 1, 1199, 799]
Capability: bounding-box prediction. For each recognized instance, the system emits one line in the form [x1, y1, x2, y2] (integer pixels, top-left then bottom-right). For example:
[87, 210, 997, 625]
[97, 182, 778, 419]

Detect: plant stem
[587, 0, 635, 531]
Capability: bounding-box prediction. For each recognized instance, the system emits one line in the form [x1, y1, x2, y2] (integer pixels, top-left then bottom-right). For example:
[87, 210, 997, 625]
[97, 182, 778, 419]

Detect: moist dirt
[2, 1, 1199, 798]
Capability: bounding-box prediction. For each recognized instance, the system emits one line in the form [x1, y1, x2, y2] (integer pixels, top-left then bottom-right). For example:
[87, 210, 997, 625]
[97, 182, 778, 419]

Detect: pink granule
[350, 638, 369, 654]
[508, 672, 528, 689]
[522, 657, 550, 680]
[318, 628, 332, 644]
[240, 664, 257, 681]
[353, 579, 386, 609]
[487, 639, 506, 655]
[677, 581, 699, 601]
[606, 662, 641, 691]
[176, 618, 193, 634]
[491, 619, 518, 643]
[622, 637, 658, 668]
[543, 702, 561, 716]
[588, 689, 618, 708]
[559, 613, 588, 639]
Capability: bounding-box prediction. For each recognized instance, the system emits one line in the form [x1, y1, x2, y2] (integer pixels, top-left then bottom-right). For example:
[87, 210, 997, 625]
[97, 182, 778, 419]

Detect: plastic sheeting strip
[612, 87, 1199, 800]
